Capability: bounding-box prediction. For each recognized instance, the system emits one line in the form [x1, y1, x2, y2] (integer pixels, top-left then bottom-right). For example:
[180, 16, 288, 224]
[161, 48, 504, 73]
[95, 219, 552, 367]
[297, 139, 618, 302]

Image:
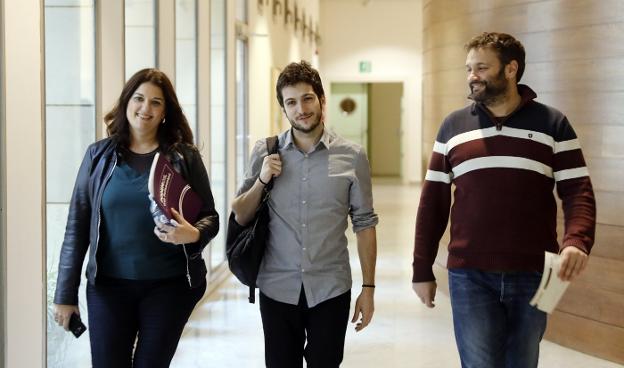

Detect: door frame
[327, 78, 405, 179]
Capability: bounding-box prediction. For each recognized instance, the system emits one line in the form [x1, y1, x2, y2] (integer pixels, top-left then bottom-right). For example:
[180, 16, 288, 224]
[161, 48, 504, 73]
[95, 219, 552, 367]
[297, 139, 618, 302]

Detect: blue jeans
[86, 276, 206, 368]
[448, 269, 547, 368]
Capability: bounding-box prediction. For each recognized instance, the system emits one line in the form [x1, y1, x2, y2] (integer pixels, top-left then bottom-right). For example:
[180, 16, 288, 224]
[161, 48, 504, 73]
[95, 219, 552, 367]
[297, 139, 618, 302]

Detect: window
[44, 0, 96, 366]
[236, 0, 246, 21]
[0, 0, 6, 361]
[125, 0, 156, 80]
[210, 0, 227, 268]
[235, 0, 249, 188]
[235, 38, 248, 188]
[175, 0, 197, 139]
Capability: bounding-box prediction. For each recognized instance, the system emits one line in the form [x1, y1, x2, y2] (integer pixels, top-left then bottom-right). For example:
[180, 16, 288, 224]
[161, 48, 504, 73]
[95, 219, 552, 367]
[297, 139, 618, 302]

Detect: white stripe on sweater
[554, 167, 590, 182]
[453, 156, 553, 179]
[435, 126, 556, 155]
[425, 170, 452, 184]
[554, 138, 581, 154]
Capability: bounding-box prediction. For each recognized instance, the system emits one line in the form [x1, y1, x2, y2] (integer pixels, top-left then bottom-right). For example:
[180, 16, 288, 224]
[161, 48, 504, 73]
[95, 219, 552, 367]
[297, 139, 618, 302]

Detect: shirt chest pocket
[312, 174, 351, 210]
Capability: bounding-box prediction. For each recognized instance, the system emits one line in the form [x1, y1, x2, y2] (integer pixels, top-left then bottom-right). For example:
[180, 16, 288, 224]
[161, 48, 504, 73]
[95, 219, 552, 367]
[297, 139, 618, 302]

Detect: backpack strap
[266, 135, 279, 155]
[247, 135, 279, 303]
[249, 285, 256, 303]
[263, 135, 279, 191]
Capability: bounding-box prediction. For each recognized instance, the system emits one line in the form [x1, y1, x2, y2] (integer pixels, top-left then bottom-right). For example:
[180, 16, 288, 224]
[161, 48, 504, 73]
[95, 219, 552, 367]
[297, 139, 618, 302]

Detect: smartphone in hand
[68, 313, 87, 338]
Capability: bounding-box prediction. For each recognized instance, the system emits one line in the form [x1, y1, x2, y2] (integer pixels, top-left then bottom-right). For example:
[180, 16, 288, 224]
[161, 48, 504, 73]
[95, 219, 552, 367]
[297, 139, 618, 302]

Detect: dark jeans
[86, 276, 206, 368]
[259, 289, 351, 368]
[449, 269, 547, 368]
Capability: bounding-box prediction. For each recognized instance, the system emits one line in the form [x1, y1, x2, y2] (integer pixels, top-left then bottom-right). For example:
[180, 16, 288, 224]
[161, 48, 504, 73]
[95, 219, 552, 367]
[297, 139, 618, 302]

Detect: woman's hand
[53, 304, 80, 331]
[153, 208, 200, 245]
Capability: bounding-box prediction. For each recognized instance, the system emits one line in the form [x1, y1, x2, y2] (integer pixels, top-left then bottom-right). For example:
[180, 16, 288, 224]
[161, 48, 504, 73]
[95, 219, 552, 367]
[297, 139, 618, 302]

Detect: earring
[161, 118, 166, 124]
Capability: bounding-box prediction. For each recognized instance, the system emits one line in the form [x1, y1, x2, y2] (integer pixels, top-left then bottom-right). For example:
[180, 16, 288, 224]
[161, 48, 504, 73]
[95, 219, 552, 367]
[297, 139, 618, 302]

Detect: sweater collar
[471, 84, 537, 117]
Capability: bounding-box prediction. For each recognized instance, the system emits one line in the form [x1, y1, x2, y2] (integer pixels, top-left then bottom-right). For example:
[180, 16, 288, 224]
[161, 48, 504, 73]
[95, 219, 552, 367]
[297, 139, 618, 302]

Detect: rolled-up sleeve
[349, 147, 379, 232]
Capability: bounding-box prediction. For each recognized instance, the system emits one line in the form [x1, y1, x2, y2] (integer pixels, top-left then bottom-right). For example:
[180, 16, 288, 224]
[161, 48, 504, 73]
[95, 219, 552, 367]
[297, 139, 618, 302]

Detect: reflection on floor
[172, 180, 623, 368]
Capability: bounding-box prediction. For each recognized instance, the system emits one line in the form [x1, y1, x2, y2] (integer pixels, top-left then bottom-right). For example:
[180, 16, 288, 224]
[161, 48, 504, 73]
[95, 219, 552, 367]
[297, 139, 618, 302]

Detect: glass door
[235, 0, 249, 188]
[125, 0, 157, 79]
[175, 0, 198, 139]
[44, 1, 96, 366]
[209, 0, 227, 269]
[235, 38, 248, 188]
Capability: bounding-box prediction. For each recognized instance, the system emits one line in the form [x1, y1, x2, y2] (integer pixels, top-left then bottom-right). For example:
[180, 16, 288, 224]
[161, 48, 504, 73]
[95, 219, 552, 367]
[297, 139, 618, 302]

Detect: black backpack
[225, 136, 279, 303]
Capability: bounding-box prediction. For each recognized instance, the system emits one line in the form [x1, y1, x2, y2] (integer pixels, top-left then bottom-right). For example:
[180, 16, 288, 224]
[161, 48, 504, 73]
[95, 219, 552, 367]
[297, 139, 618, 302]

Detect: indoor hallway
[171, 180, 622, 368]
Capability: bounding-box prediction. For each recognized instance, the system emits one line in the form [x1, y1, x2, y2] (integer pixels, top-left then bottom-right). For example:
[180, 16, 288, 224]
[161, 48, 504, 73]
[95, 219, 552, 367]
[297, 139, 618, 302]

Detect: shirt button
[302, 247, 307, 251]
[304, 154, 309, 158]
[302, 268, 305, 272]
[302, 177, 307, 181]
[302, 200, 307, 204]
[302, 223, 306, 228]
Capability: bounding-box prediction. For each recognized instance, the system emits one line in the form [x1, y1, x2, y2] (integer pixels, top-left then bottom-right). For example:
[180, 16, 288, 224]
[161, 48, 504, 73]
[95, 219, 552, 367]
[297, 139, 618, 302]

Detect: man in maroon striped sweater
[412, 32, 596, 368]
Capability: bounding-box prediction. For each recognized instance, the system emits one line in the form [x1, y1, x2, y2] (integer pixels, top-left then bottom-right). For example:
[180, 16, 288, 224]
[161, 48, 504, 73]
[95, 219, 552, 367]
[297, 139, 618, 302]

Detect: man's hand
[259, 153, 282, 184]
[412, 281, 437, 308]
[351, 287, 374, 332]
[558, 246, 588, 281]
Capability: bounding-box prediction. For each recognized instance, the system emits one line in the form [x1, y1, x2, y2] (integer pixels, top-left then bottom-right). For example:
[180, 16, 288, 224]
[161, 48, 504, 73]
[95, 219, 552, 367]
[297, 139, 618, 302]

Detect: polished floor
[172, 180, 622, 368]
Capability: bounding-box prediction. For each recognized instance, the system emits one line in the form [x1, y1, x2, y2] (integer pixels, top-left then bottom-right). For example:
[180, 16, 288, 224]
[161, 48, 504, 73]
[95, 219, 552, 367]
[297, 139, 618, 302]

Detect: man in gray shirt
[231, 61, 378, 367]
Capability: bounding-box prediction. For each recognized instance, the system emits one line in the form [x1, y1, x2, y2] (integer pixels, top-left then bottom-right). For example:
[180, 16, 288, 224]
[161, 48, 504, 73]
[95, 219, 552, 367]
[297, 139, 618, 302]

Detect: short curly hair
[465, 32, 526, 82]
[276, 61, 325, 108]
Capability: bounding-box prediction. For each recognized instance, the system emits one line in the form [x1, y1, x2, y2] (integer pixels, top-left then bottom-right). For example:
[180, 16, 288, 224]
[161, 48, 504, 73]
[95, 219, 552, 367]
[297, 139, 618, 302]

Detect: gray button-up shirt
[236, 128, 378, 307]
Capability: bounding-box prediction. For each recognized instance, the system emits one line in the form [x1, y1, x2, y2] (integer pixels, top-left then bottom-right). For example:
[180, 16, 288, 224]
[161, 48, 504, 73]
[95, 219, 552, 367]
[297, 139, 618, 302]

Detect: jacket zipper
[170, 152, 194, 287]
[93, 154, 117, 280]
[182, 245, 192, 287]
[178, 154, 194, 287]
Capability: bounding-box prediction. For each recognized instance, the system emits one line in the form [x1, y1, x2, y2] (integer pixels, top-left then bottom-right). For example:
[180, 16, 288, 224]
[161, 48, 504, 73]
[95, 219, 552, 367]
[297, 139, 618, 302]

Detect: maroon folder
[148, 152, 202, 223]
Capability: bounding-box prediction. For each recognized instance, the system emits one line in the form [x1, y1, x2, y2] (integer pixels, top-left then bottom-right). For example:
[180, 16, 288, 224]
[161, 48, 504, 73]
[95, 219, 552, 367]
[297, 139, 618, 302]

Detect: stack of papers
[529, 252, 571, 314]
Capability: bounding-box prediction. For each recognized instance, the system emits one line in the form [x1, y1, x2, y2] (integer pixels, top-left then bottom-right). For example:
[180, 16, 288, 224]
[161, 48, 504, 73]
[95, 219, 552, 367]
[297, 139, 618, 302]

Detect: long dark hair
[105, 68, 194, 153]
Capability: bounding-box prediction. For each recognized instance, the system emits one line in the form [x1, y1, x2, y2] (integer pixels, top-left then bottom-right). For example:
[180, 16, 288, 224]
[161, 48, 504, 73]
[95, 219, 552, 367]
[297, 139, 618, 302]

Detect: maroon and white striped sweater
[412, 85, 596, 282]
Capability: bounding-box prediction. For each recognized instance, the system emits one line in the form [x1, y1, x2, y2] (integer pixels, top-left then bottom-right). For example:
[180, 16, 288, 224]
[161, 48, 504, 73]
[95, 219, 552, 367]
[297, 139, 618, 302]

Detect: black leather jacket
[54, 138, 219, 305]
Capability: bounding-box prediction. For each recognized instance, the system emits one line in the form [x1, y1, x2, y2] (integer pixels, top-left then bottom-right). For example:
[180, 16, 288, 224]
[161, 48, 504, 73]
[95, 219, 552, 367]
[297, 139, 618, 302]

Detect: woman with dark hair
[53, 68, 219, 367]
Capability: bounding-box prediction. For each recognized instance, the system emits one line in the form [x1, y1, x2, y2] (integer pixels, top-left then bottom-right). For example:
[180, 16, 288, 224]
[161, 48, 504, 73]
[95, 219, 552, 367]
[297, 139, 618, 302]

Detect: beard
[288, 112, 322, 134]
[468, 67, 508, 105]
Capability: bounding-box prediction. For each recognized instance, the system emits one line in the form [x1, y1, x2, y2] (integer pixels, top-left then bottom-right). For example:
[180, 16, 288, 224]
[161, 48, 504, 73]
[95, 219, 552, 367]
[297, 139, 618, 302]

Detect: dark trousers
[259, 289, 351, 368]
[86, 276, 206, 368]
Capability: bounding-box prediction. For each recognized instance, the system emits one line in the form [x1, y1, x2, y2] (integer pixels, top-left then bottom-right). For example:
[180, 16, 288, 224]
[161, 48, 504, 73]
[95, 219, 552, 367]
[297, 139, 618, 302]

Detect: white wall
[4, 0, 45, 366]
[247, 0, 321, 146]
[319, 0, 423, 183]
[0, 0, 6, 363]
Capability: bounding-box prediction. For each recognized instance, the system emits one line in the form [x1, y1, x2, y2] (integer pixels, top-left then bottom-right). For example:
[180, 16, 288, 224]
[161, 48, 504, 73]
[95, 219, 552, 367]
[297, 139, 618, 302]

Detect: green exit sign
[359, 61, 372, 73]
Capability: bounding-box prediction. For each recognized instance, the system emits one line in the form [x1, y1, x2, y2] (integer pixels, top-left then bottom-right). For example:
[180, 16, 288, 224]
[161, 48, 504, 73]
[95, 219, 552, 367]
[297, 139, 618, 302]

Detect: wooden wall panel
[524, 59, 624, 94]
[538, 92, 624, 127]
[544, 312, 624, 364]
[591, 224, 624, 261]
[575, 256, 624, 295]
[556, 220, 624, 261]
[423, 0, 624, 364]
[585, 157, 624, 192]
[594, 191, 624, 227]
[575, 125, 624, 159]
[559, 282, 624, 327]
